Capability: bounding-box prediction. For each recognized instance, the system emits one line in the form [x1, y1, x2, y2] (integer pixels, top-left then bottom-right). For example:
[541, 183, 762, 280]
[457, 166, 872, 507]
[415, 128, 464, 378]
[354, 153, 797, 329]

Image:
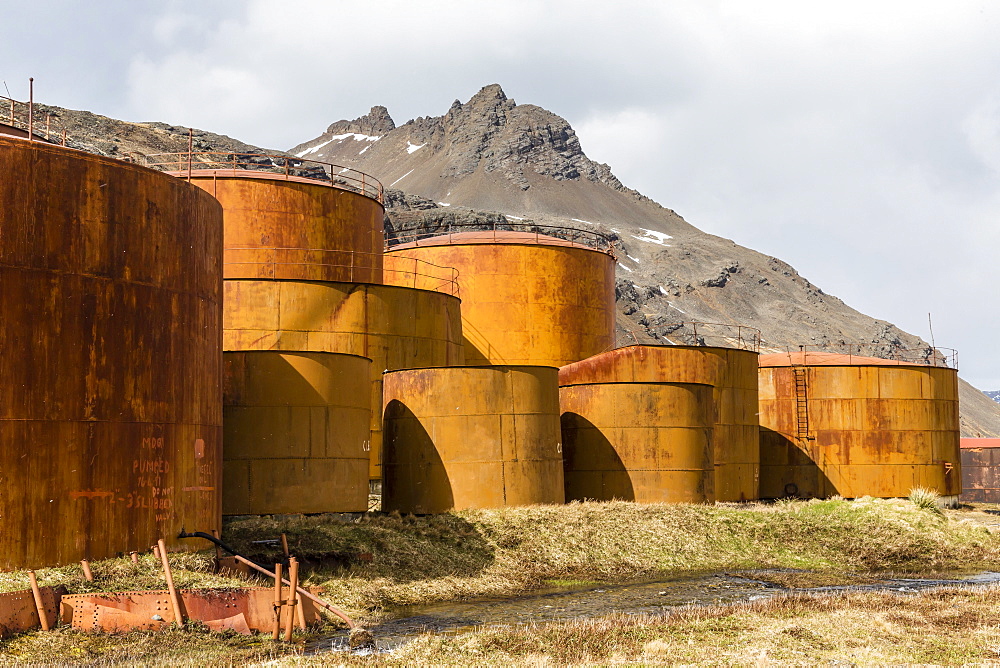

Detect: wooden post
[130, 551, 139, 564]
[157, 539, 184, 626]
[271, 562, 283, 641]
[80, 560, 94, 582]
[280, 533, 290, 558]
[283, 558, 298, 641]
[27, 571, 50, 631]
[212, 529, 223, 562]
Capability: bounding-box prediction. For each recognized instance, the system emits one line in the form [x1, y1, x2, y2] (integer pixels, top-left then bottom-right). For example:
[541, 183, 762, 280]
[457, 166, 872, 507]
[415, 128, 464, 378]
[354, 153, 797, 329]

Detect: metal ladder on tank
[792, 367, 812, 440]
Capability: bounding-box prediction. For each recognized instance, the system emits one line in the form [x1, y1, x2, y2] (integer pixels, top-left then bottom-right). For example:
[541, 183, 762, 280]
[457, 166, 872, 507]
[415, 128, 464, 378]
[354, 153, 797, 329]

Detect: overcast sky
[5, 1, 999, 388]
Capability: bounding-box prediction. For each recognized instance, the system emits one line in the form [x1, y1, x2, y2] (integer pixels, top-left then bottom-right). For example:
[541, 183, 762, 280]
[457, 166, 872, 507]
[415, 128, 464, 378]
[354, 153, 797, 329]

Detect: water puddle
[314, 570, 1000, 654]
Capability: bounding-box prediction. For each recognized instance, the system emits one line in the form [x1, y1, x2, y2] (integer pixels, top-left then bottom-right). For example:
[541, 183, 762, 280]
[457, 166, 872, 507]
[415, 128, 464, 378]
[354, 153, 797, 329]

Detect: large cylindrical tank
[959, 438, 1000, 503]
[224, 280, 465, 479]
[560, 381, 715, 503]
[222, 351, 371, 515]
[559, 345, 760, 501]
[758, 351, 961, 501]
[386, 231, 616, 367]
[382, 366, 564, 513]
[185, 172, 384, 283]
[0, 136, 223, 569]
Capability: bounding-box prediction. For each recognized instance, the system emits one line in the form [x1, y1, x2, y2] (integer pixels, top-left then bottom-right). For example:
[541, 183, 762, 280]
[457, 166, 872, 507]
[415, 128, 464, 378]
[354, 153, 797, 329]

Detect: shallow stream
[315, 570, 1000, 654]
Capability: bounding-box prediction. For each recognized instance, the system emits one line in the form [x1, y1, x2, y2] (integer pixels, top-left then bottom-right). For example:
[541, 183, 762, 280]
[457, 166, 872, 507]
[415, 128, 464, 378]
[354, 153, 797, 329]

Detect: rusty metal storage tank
[386, 228, 616, 367]
[145, 154, 385, 284]
[959, 438, 1000, 503]
[558, 343, 760, 503]
[224, 279, 464, 480]
[0, 135, 223, 569]
[222, 351, 371, 515]
[758, 351, 961, 502]
[382, 366, 564, 513]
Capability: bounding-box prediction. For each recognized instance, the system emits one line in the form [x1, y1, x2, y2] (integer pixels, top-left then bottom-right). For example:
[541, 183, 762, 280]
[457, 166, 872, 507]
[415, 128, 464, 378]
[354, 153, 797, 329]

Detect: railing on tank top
[763, 343, 958, 369]
[620, 322, 762, 353]
[385, 221, 619, 257]
[139, 151, 384, 204]
[1, 81, 72, 146]
[224, 247, 460, 298]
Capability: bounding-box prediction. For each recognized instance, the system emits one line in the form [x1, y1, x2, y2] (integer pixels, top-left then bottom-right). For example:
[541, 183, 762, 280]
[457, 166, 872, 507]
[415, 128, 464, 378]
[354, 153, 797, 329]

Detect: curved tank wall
[186, 173, 384, 283]
[560, 382, 715, 503]
[222, 351, 371, 515]
[0, 136, 223, 569]
[382, 365, 564, 513]
[386, 232, 615, 367]
[960, 438, 1000, 503]
[758, 352, 961, 500]
[224, 279, 465, 479]
[559, 345, 760, 501]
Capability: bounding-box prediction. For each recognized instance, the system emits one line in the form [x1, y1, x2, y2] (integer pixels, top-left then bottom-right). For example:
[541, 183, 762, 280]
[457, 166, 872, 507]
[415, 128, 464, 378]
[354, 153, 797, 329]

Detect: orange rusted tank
[224, 280, 464, 479]
[222, 351, 371, 515]
[559, 345, 760, 502]
[386, 230, 616, 367]
[382, 366, 564, 513]
[184, 170, 384, 283]
[959, 438, 1000, 503]
[758, 351, 961, 502]
[0, 136, 223, 569]
[560, 381, 715, 503]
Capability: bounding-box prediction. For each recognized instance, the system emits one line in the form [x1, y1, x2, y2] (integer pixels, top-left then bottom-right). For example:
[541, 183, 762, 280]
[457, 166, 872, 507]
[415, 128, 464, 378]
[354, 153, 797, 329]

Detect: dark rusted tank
[959, 438, 1000, 503]
[559, 345, 760, 502]
[224, 279, 464, 480]
[382, 365, 564, 513]
[186, 171, 384, 284]
[0, 136, 223, 569]
[222, 351, 371, 515]
[387, 230, 616, 367]
[758, 351, 961, 502]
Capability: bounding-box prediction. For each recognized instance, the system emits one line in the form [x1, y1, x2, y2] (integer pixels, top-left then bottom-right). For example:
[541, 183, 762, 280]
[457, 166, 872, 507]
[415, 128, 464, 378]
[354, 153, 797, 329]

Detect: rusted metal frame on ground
[178, 531, 357, 629]
[230, 553, 355, 629]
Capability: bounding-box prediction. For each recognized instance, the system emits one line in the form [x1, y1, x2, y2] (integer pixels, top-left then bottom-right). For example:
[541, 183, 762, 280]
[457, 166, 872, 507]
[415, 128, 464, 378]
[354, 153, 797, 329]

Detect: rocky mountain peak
[325, 105, 395, 136]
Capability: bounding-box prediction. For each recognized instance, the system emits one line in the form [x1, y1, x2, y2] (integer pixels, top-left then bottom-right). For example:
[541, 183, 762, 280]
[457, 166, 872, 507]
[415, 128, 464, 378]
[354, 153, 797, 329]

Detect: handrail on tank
[1, 80, 71, 146]
[771, 342, 959, 369]
[223, 247, 461, 298]
[385, 221, 618, 257]
[138, 151, 384, 204]
[619, 322, 762, 352]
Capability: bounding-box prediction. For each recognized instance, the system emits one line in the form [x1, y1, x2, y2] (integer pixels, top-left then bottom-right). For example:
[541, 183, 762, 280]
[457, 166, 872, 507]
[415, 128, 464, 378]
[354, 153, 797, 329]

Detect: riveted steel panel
[382, 366, 564, 513]
[186, 174, 384, 284]
[223, 280, 464, 480]
[60, 587, 323, 634]
[759, 363, 961, 499]
[0, 587, 61, 638]
[559, 345, 760, 501]
[561, 382, 715, 503]
[0, 136, 223, 570]
[386, 241, 615, 367]
[222, 351, 371, 514]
